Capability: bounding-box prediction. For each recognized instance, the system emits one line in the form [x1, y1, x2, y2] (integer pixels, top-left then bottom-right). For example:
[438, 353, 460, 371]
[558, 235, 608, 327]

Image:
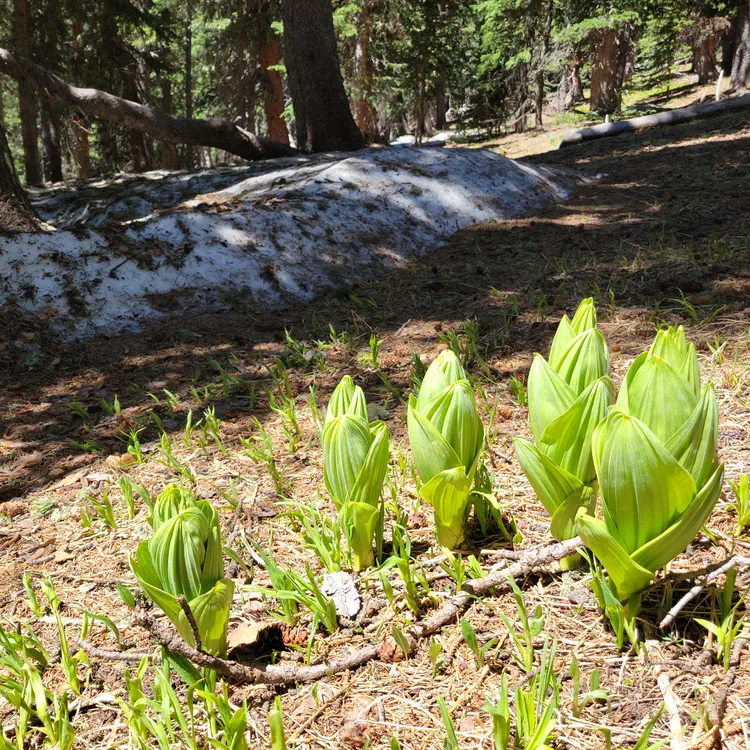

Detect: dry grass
[1, 106, 750, 749]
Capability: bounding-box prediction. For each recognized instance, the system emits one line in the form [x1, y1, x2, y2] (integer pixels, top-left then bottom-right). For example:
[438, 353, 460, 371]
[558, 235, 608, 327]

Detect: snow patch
[1, 147, 569, 340]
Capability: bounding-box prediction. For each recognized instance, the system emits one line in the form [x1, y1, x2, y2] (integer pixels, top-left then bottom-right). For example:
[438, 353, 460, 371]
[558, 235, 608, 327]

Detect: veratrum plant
[130, 485, 234, 656]
[577, 326, 724, 601]
[514, 298, 613, 565]
[407, 350, 484, 549]
[322, 377, 389, 571]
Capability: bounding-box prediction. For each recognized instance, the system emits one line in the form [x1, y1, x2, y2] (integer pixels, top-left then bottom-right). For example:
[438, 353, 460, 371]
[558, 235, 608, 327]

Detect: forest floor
[1, 104, 750, 749]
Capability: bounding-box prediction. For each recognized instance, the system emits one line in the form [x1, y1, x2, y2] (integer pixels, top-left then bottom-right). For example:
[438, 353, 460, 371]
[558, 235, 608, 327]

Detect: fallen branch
[704, 637, 750, 748]
[0, 47, 296, 162]
[655, 665, 685, 750]
[659, 557, 750, 629]
[559, 93, 750, 148]
[78, 639, 156, 664]
[178, 596, 202, 652]
[132, 536, 583, 685]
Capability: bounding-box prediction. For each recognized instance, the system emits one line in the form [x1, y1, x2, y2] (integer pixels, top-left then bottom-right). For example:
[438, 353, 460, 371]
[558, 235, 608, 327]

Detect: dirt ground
[1, 108, 749, 749]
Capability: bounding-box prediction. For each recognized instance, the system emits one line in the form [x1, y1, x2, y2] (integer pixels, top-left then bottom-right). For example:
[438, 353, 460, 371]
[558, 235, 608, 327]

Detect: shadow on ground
[2, 109, 749, 501]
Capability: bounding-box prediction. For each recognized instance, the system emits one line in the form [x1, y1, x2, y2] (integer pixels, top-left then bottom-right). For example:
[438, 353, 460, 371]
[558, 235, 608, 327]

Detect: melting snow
[1, 146, 569, 340]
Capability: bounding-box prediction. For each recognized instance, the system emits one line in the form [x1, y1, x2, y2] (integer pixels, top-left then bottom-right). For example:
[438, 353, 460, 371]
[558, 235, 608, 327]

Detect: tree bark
[12, 0, 42, 186]
[0, 120, 40, 233]
[353, 0, 378, 141]
[280, 0, 364, 152]
[185, 0, 194, 168]
[590, 29, 621, 114]
[70, 21, 91, 179]
[694, 35, 718, 84]
[159, 78, 180, 169]
[435, 81, 447, 130]
[0, 48, 297, 162]
[570, 50, 584, 102]
[731, 1, 750, 89]
[258, 32, 290, 145]
[39, 0, 64, 182]
[40, 104, 63, 182]
[534, 0, 553, 130]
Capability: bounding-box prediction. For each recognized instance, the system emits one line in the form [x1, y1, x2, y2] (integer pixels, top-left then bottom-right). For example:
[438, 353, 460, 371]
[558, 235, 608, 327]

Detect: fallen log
[559, 93, 750, 148]
[0, 47, 297, 162]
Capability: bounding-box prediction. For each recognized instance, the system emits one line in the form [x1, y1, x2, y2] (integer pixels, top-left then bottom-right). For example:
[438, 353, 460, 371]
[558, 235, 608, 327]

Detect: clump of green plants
[407, 350, 485, 549]
[322, 376, 389, 570]
[130, 485, 234, 656]
[577, 326, 723, 606]
[514, 297, 613, 568]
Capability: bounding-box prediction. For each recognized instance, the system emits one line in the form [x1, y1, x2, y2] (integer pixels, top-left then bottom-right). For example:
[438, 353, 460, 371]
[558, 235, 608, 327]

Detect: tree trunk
[0, 80, 5, 127]
[693, 35, 718, 84]
[731, 1, 750, 89]
[39, 0, 64, 182]
[0, 120, 40, 233]
[280, 0, 364, 152]
[590, 29, 621, 115]
[12, 0, 42, 186]
[73, 116, 91, 179]
[185, 0, 194, 167]
[159, 78, 180, 169]
[40, 104, 64, 182]
[352, 0, 378, 142]
[434, 77, 447, 130]
[570, 50, 584, 102]
[258, 32, 290, 145]
[534, 0, 553, 130]
[0, 48, 297, 162]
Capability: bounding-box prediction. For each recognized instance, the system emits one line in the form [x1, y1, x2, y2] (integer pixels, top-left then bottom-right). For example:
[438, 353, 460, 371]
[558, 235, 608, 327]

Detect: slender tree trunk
[185, 0, 194, 167]
[535, 0, 553, 129]
[39, 0, 64, 182]
[0, 120, 40, 232]
[280, 0, 364, 152]
[570, 50, 584, 102]
[0, 81, 5, 128]
[40, 105, 64, 182]
[590, 29, 622, 114]
[434, 76, 447, 130]
[258, 32, 290, 145]
[731, 0, 750, 89]
[0, 47, 297, 162]
[693, 35, 718, 84]
[160, 78, 180, 169]
[353, 0, 378, 141]
[70, 20, 91, 178]
[12, 0, 41, 186]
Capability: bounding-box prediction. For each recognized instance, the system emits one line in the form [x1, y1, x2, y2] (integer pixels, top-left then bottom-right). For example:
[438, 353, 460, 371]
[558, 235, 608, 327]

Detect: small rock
[18, 452, 43, 468]
[105, 453, 137, 469]
[55, 549, 75, 564]
[86, 472, 112, 483]
[321, 571, 361, 619]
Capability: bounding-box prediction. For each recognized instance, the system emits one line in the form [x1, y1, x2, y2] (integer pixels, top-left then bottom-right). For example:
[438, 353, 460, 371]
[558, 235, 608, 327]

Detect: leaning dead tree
[0, 47, 297, 163]
[0, 119, 40, 233]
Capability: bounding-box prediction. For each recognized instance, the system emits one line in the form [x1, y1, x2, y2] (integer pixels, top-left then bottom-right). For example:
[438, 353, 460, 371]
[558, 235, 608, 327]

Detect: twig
[178, 596, 202, 652]
[655, 665, 684, 749]
[659, 557, 750, 629]
[131, 537, 583, 685]
[78, 639, 157, 664]
[708, 636, 749, 730]
[287, 681, 352, 741]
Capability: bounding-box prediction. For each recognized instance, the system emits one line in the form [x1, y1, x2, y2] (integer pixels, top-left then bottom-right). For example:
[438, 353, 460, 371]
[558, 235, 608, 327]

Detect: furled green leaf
[553, 328, 609, 395]
[631, 463, 723, 574]
[618, 356, 697, 444]
[407, 396, 463, 485]
[593, 410, 696, 554]
[420, 467, 472, 549]
[178, 579, 234, 657]
[570, 297, 597, 333]
[416, 350, 466, 411]
[548, 315, 575, 371]
[340, 501, 380, 571]
[665, 384, 719, 489]
[527, 354, 576, 444]
[349, 420, 390, 507]
[540, 376, 615, 483]
[322, 414, 372, 506]
[575, 513, 653, 599]
[150, 507, 210, 602]
[325, 376, 367, 425]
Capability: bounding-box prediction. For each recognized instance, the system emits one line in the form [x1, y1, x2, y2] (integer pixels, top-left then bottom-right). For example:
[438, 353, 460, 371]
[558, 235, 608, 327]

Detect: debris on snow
[1, 147, 569, 340]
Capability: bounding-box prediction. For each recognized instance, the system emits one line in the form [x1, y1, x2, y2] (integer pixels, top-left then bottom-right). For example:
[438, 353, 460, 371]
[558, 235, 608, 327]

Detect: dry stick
[135, 536, 584, 685]
[178, 596, 203, 653]
[287, 681, 352, 741]
[659, 557, 750, 629]
[708, 636, 749, 730]
[77, 639, 156, 664]
[654, 665, 684, 750]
